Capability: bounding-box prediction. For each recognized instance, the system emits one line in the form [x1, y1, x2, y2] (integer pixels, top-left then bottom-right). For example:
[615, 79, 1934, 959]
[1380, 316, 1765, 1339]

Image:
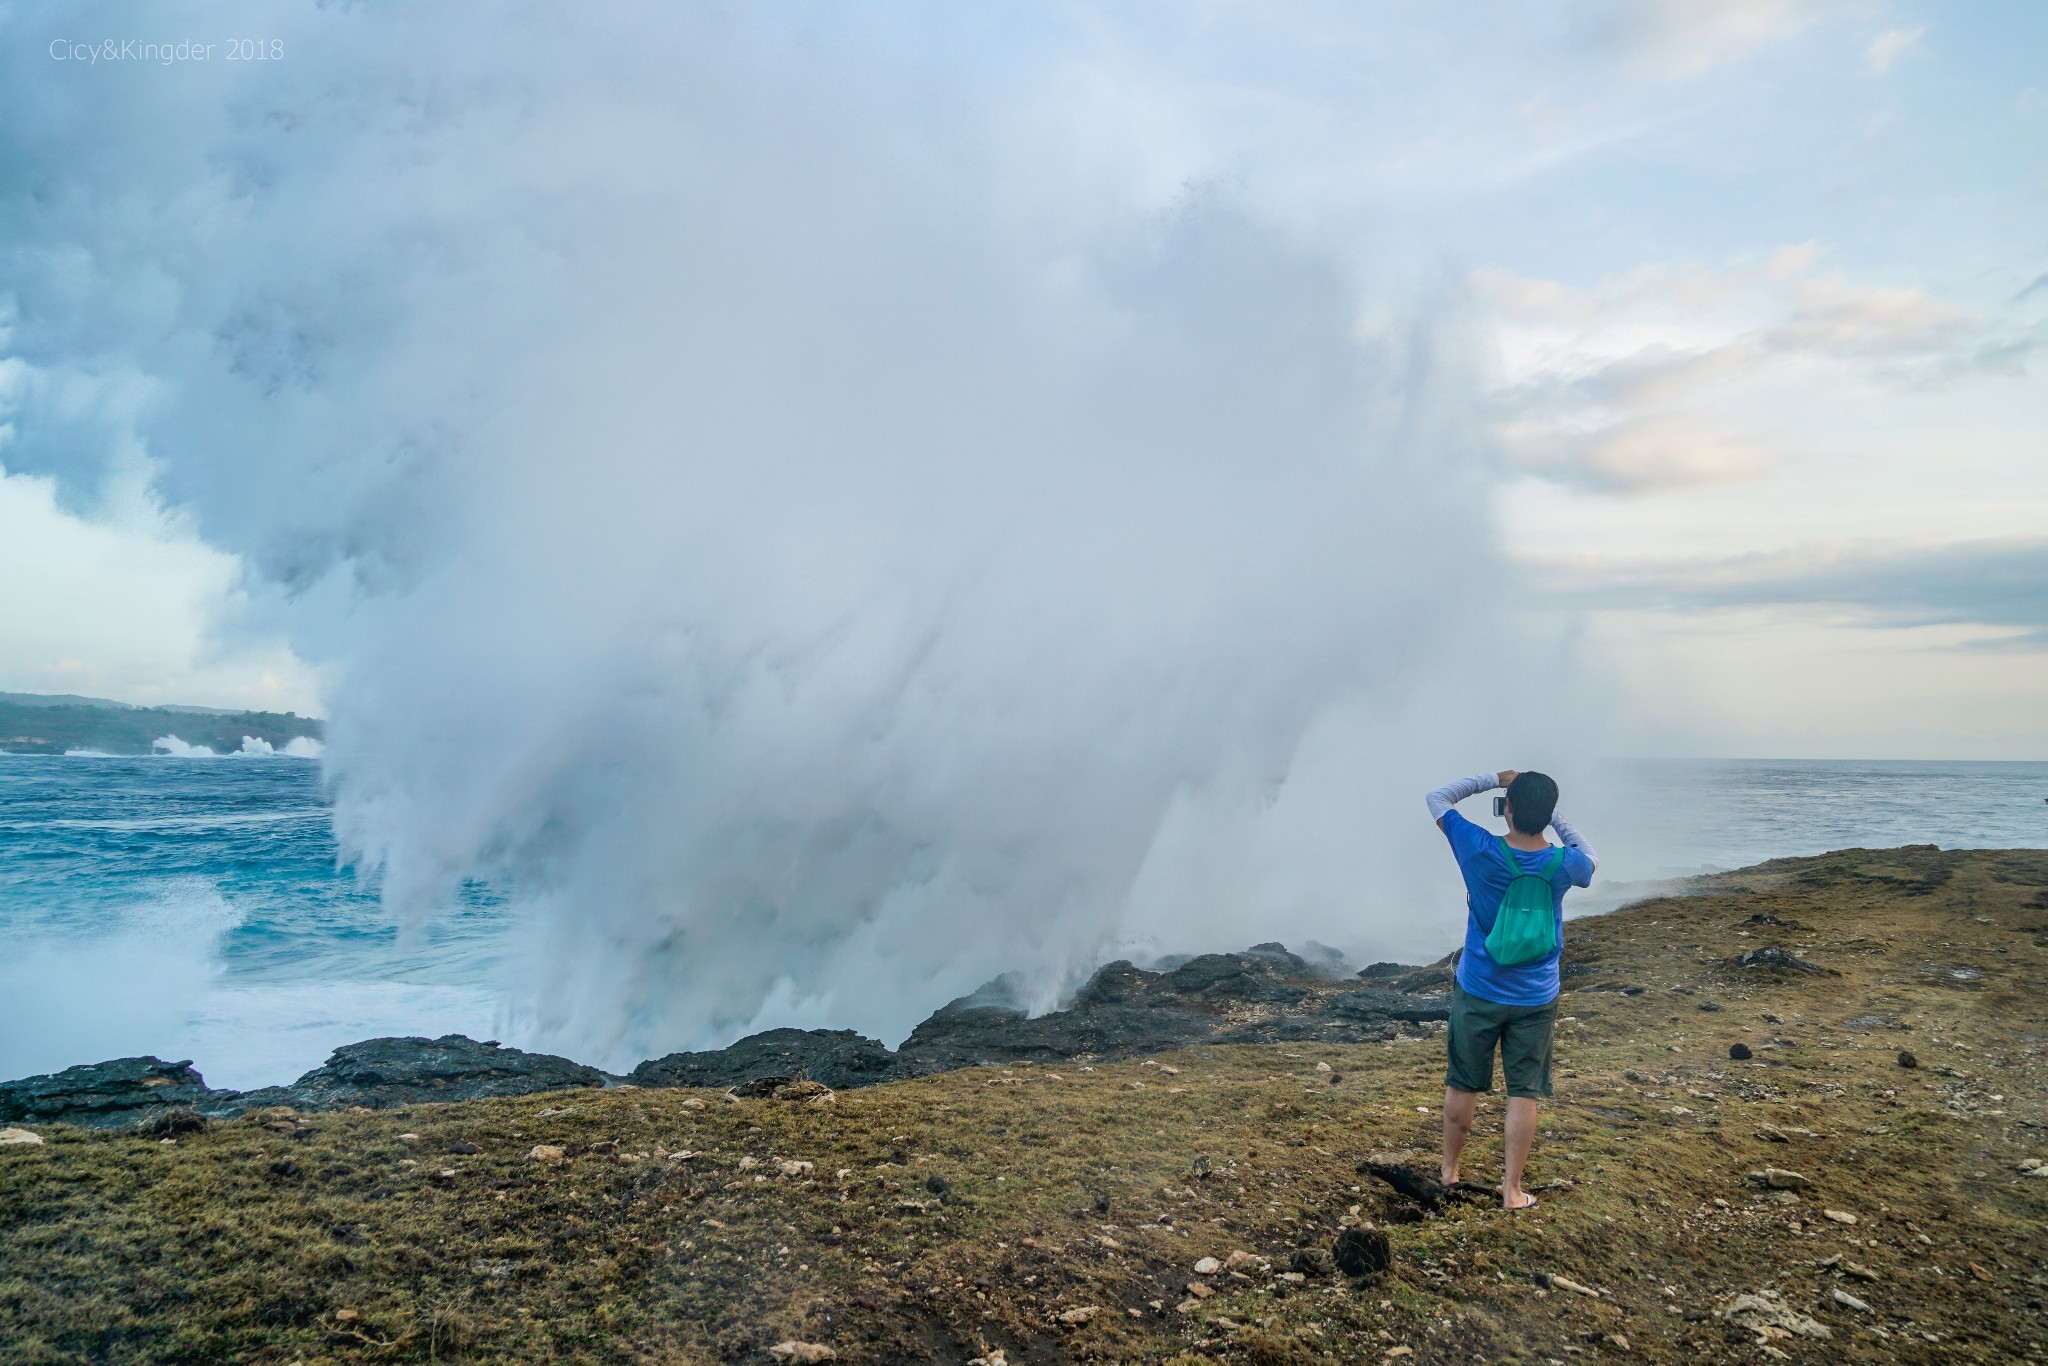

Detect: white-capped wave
[0, 879, 503, 1090]
[147, 733, 323, 758]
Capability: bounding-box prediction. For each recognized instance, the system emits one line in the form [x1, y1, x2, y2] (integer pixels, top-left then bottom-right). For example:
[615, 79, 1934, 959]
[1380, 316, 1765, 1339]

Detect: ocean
[2, 754, 2044, 1090]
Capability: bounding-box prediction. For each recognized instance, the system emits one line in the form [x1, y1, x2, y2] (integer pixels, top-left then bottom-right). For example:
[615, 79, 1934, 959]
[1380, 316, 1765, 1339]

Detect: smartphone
[1492, 795, 1507, 817]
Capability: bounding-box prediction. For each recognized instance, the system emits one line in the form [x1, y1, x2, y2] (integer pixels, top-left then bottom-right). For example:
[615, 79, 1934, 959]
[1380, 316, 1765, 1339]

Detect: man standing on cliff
[1424, 769, 1597, 1210]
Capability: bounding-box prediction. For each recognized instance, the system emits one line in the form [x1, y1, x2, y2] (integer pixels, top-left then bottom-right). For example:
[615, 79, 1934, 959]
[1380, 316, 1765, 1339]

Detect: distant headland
[0, 691, 323, 757]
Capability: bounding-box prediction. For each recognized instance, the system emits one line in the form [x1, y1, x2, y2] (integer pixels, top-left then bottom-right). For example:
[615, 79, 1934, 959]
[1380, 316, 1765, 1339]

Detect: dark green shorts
[1445, 981, 1557, 1099]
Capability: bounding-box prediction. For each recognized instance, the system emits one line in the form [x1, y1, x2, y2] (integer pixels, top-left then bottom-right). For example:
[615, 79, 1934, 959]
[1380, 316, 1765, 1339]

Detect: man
[1425, 768, 1596, 1211]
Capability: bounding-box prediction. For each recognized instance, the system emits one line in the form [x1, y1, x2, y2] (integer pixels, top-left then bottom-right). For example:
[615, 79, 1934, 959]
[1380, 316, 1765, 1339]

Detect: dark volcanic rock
[240, 1035, 608, 1111]
[1376, 951, 1460, 995]
[632, 941, 1451, 1087]
[0, 1057, 238, 1130]
[1326, 988, 1453, 1023]
[1161, 948, 1316, 1003]
[1214, 1015, 1401, 1046]
[897, 997, 1215, 1072]
[1333, 1226, 1392, 1278]
[4, 939, 1477, 1118]
[630, 1028, 899, 1092]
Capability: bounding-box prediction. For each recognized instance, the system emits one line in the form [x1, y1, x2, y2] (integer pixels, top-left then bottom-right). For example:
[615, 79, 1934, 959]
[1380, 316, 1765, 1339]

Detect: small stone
[1758, 1167, 1808, 1190]
[925, 1174, 950, 1197]
[397, 1133, 420, 1141]
[1822, 1209, 1857, 1225]
[679, 1097, 708, 1110]
[1057, 1305, 1101, 1325]
[1607, 1334, 1631, 1351]
[1897, 1051, 1918, 1069]
[447, 1141, 480, 1155]
[1193, 1256, 1222, 1275]
[0, 1127, 45, 1146]
[1833, 1288, 1869, 1312]
[1716, 1289, 1831, 1340]
[1315, 1061, 1332, 1072]
[778, 1160, 815, 1178]
[767, 1342, 837, 1363]
[1842, 1262, 1879, 1282]
[1187, 1281, 1214, 1299]
[1697, 1000, 1722, 1012]
[526, 1144, 565, 1161]
[1755, 1125, 1788, 1142]
[2024, 1166, 2048, 1178]
[334, 1308, 359, 1322]
[1729, 1043, 1753, 1060]
[1385, 1348, 1414, 1359]
[1551, 1275, 1603, 1299]
[2019, 1157, 2041, 1170]
[1970, 1263, 1994, 1283]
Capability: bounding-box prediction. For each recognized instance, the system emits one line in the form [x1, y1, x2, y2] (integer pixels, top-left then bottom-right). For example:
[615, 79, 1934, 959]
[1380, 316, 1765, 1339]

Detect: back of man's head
[1506, 771, 1558, 835]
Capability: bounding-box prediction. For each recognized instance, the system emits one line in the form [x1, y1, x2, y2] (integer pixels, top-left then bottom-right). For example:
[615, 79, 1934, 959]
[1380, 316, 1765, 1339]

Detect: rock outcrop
[634, 943, 1449, 1090]
[237, 1035, 611, 1111]
[630, 1028, 900, 1092]
[0, 1057, 231, 1131]
[5, 942, 1459, 1124]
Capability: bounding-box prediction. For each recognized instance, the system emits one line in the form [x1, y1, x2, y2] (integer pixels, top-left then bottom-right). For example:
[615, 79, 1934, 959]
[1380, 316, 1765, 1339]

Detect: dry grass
[3, 845, 2046, 1364]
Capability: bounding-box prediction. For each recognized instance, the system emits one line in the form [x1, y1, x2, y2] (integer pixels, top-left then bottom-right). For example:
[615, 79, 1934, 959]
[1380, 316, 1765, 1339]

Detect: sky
[4, 1, 2041, 753]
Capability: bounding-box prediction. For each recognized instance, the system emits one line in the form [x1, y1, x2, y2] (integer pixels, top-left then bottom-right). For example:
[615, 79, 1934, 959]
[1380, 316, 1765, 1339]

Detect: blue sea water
[1, 754, 2044, 1090]
[0, 755, 512, 1090]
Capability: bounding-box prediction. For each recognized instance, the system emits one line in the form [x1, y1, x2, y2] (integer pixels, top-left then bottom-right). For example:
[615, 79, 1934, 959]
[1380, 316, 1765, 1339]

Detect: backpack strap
[1499, 837, 1568, 880]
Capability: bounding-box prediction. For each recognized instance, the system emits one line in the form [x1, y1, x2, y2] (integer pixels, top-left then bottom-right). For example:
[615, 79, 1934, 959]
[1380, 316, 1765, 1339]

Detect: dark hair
[1505, 771, 1558, 835]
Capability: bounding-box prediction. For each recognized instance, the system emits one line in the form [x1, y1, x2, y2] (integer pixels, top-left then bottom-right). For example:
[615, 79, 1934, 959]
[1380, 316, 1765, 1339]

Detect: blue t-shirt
[1438, 809, 1594, 1006]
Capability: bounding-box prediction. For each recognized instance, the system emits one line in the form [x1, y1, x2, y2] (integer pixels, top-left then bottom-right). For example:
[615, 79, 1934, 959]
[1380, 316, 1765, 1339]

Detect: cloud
[1546, 536, 2048, 648]
[1864, 25, 1926, 75]
[1498, 412, 1767, 493]
[1595, 0, 1828, 79]
[1474, 250, 2039, 495]
[0, 462, 319, 710]
[1768, 278, 1977, 358]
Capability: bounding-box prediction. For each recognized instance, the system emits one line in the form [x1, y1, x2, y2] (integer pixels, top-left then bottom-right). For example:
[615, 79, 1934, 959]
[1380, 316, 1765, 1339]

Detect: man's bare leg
[1503, 1095, 1539, 1209]
[1441, 1087, 1477, 1186]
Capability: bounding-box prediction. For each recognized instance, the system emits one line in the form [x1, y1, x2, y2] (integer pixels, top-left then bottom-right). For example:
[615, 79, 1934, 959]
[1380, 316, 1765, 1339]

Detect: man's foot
[1503, 1191, 1538, 1211]
[1440, 1164, 1459, 1187]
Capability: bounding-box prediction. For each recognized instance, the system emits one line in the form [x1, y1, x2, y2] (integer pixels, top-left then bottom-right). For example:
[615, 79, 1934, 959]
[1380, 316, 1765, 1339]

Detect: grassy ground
[3, 844, 2045, 1365]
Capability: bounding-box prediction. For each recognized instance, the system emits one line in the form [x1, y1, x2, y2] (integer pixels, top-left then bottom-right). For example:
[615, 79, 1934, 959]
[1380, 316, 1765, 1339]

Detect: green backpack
[1485, 837, 1565, 967]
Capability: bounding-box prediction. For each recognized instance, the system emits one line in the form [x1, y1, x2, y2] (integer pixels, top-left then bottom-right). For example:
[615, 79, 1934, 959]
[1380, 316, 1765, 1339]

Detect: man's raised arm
[1425, 771, 1503, 826]
[1550, 813, 1599, 873]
